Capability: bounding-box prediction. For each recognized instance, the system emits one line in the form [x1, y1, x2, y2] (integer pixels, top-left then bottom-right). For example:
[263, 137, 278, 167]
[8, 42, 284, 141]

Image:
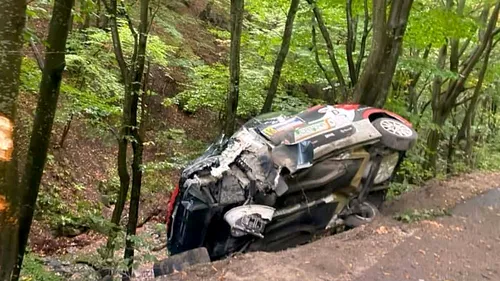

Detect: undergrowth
[394, 208, 451, 223]
[20, 252, 63, 281]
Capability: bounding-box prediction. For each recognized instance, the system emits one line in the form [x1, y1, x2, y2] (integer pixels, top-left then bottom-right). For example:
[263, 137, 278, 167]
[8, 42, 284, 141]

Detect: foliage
[20, 58, 43, 93]
[175, 63, 268, 117]
[36, 158, 109, 236]
[386, 181, 415, 201]
[93, 232, 161, 276]
[405, 3, 477, 48]
[475, 142, 500, 171]
[36, 182, 106, 235]
[394, 208, 451, 223]
[20, 252, 63, 281]
[57, 25, 174, 129]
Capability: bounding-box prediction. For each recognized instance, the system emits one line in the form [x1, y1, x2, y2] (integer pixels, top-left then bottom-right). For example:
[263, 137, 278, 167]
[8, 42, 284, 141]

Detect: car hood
[248, 105, 359, 146]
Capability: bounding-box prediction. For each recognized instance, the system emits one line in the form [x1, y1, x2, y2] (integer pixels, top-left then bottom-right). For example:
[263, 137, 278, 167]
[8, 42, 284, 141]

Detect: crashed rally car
[164, 104, 417, 268]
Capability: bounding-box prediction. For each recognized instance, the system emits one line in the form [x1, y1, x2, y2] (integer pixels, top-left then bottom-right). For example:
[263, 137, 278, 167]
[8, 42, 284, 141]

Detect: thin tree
[345, 0, 357, 86]
[261, 0, 301, 114]
[306, 0, 347, 99]
[101, 0, 152, 277]
[311, 16, 335, 100]
[123, 0, 150, 278]
[11, 1, 75, 280]
[224, 0, 244, 136]
[102, 0, 133, 263]
[0, 0, 26, 279]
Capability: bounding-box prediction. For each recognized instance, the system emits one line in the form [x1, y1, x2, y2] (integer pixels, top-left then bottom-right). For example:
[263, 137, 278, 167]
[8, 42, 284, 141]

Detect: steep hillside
[18, 0, 228, 256]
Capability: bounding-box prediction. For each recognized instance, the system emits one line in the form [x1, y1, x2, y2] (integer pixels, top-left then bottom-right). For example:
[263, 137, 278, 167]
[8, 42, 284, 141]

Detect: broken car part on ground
[155, 104, 417, 277]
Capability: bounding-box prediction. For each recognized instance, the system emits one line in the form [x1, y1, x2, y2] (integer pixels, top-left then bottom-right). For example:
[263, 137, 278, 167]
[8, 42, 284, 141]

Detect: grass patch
[386, 182, 416, 201]
[394, 208, 451, 223]
[20, 252, 63, 281]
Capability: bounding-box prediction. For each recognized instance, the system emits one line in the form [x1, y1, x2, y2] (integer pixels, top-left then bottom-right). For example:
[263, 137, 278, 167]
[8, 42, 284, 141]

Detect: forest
[1, 0, 500, 280]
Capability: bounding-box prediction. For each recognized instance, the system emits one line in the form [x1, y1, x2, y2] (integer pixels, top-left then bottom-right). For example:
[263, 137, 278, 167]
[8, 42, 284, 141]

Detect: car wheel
[372, 118, 417, 151]
[343, 201, 378, 228]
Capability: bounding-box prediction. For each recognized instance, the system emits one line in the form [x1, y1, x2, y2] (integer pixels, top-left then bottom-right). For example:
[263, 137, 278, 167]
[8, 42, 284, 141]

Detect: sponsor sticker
[261, 117, 304, 137]
[294, 118, 335, 141]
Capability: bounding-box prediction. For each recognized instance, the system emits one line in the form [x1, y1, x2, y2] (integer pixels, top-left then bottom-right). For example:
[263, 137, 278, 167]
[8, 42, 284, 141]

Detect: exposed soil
[153, 172, 500, 281]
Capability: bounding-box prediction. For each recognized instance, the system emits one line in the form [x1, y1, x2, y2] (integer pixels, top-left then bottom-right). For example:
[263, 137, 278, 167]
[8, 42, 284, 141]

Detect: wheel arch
[362, 108, 413, 128]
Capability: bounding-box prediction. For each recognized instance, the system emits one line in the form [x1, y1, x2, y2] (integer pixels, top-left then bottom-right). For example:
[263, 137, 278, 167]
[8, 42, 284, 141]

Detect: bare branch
[312, 16, 335, 91]
[355, 0, 369, 80]
[108, 0, 130, 82]
[120, 1, 139, 75]
[458, 37, 471, 59]
[445, 2, 500, 107]
[345, 0, 357, 86]
[29, 38, 44, 71]
[454, 95, 473, 107]
[307, 0, 347, 97]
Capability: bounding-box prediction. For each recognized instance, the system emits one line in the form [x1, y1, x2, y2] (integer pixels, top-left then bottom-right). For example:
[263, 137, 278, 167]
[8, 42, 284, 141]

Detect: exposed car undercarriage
[164, 104, 417, 269]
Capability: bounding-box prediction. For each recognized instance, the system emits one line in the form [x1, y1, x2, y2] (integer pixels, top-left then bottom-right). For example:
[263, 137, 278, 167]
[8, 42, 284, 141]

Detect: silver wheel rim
[348, 202, 375, 221]
[380, 119, 412, 137]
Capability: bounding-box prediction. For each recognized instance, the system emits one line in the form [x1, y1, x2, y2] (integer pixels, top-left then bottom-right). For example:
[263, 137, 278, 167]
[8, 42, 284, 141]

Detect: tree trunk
[457, 37, 494, 143]
[425, 43, 447, 173]
[104, 0, 133, 263]
[0, 0, 26, 279]
[307, 0, 347, 99]
[407, 44, 431, 113]
[345, 0, 357, 86]
[425, 112, 446, 174]
[446, 134, 455, 174]
[123, 0, 149, 278]
[29, 38, 45, 71]
[11, 0, 73, 280]
[355, 0, 369, 80]
[96, 0, 101, 27]
[224, 0, 244, 136]
[354, 0, 413, 107]
[458, 37, 494, 168]
[442, 3, 500, 111]
[311, 17, 335, 98]
[261, 0, 300, 114]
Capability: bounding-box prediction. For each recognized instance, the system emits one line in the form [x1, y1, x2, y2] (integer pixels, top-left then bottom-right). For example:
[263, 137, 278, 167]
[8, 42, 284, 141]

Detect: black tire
[343, 201, 378, 228]
[153, 247, 211, 277]
[372, 118, 417, 151]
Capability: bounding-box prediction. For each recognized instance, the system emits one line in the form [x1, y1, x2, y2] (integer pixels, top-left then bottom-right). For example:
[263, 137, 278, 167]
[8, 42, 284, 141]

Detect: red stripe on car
[166, 184, 180, 226]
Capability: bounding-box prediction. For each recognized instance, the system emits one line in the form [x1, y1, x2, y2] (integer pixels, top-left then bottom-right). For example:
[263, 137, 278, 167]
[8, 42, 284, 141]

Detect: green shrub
[20, 253, 63, 281]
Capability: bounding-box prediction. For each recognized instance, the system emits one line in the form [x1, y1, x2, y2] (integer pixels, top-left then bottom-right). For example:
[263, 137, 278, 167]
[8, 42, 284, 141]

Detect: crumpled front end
[167, 127, 285, 257]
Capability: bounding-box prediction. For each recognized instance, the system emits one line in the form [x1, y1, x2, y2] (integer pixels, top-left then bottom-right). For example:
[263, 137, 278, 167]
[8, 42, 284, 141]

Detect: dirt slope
[154, 172, 500, 281]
